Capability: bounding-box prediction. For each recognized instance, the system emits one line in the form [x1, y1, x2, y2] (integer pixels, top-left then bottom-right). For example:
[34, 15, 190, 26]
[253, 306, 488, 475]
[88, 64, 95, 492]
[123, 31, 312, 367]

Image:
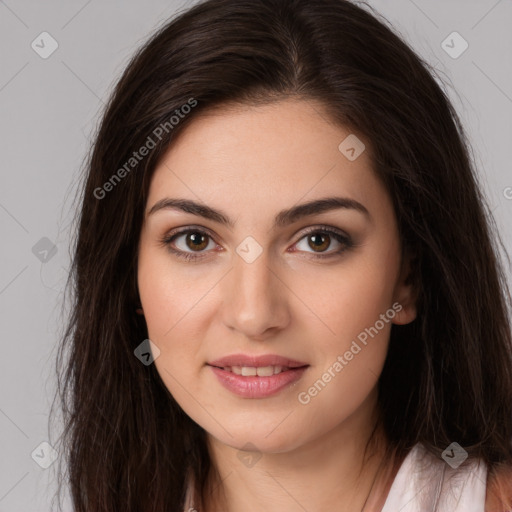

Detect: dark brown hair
[51, 0, 512, 510]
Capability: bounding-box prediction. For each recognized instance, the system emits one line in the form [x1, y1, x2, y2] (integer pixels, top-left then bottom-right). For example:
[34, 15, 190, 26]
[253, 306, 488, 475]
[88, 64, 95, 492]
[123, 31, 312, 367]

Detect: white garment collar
[381, 443, 487, 512]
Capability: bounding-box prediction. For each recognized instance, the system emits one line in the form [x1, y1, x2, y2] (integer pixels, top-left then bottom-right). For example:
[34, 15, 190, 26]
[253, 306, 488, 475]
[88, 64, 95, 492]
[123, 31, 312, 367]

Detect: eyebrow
[146, 196, 371, 228]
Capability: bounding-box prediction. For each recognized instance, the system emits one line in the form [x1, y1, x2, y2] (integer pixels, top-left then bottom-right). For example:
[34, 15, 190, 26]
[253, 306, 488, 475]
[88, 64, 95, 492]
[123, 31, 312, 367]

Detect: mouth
[208, 364, 305, 376]
[206, 354, 309, 398]
[208, 353, 308, 370]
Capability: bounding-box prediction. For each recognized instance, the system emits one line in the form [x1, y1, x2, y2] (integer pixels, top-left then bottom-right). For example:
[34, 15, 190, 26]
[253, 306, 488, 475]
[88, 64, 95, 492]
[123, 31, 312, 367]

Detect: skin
[137, 98, 417, 512]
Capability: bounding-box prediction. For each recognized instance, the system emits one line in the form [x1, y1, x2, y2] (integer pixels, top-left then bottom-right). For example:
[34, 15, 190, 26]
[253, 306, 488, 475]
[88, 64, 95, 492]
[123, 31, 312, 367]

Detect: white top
[381, 442, 487, 512]
[183, 442, 488, 511]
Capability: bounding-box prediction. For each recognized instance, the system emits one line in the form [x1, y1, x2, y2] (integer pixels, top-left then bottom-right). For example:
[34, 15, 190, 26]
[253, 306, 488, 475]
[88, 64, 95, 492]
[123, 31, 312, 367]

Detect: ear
[391, 250, 418, 325]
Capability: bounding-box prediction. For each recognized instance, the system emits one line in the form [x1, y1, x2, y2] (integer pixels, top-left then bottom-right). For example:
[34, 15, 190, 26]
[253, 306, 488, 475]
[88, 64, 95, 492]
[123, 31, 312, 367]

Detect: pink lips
[207, 353, 309, 398]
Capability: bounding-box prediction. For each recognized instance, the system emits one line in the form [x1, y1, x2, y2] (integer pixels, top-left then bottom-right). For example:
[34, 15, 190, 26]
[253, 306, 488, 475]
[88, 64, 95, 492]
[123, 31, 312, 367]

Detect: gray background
[1, 1, 511, 510]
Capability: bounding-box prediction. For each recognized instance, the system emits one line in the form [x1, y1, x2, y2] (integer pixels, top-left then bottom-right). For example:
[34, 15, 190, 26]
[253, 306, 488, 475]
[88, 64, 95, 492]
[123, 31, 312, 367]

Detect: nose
[220, 249, 291, 341]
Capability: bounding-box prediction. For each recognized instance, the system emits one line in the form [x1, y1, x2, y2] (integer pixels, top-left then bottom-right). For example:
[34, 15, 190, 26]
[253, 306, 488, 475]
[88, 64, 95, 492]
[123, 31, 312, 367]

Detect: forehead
[147, 99, 392, 224]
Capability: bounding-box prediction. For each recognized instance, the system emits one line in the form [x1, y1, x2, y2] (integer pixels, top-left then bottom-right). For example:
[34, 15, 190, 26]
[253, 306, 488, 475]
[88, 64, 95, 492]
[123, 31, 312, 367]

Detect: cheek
[137, 252, 204, 392]
[139, 263, 208, 410]
[138, 248, 214, 343]
[295, 305, 391, 438]
[290, 244, 398, 414]
[292, 247, 399, 349]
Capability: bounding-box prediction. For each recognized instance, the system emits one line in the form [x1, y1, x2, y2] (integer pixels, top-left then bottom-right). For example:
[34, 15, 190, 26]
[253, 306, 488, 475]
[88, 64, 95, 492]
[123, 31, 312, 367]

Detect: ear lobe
[392, 251, 418, 325]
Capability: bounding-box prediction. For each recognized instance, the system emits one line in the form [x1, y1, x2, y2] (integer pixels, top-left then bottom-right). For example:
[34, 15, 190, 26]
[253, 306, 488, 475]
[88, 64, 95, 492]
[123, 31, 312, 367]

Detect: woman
[52, 0, 512, 510]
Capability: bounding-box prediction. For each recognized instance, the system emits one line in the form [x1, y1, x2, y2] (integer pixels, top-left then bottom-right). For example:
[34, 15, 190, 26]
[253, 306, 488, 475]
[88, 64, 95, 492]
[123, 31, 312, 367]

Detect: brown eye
[161, 228, 216, 261]
[184, 231, 209, 251]
[294, 227, 353, 258]
[307, 233, 331, 252]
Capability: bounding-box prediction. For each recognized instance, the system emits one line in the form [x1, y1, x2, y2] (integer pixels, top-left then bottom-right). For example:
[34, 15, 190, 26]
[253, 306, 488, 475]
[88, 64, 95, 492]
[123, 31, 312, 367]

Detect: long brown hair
[51, 0, 512, 510]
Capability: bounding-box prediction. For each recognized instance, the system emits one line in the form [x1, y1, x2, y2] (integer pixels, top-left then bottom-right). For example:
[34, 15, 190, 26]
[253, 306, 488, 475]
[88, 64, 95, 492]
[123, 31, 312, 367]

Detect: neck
[203, 389, 399, 512]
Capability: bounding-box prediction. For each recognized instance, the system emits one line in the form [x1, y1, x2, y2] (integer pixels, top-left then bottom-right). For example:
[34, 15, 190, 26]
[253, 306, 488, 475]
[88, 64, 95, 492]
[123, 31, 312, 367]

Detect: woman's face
[137, 98, 416, 453]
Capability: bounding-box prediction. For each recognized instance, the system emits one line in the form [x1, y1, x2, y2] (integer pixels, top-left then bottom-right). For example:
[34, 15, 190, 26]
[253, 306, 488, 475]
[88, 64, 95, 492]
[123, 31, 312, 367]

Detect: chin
[206, 422, 308, 455]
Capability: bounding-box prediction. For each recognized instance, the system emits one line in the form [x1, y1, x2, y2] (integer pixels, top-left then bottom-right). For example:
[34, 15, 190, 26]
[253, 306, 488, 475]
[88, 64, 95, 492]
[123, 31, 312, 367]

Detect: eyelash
[159, 225, 353, 262]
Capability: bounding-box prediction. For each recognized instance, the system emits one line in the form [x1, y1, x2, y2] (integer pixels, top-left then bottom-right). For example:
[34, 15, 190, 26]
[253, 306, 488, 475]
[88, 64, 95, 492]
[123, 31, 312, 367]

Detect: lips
[207, 353, 309, 398]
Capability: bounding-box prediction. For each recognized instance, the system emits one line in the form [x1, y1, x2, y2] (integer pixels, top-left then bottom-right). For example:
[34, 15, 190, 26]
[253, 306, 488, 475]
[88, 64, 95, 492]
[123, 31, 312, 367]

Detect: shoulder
[485, 464, 512, 512]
